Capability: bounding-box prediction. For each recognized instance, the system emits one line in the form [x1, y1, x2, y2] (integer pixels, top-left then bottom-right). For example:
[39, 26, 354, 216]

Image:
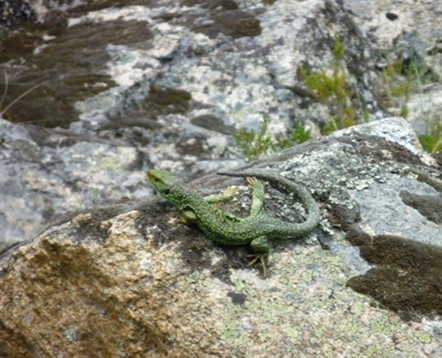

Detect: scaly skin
[147, 169, 320, 258]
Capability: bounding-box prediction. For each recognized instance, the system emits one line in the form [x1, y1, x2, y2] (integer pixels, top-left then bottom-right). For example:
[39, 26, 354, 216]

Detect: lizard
[147, 168, 320, 275]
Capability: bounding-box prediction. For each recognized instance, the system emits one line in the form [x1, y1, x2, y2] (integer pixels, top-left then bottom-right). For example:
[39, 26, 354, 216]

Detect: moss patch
[346, 229, 442, 320]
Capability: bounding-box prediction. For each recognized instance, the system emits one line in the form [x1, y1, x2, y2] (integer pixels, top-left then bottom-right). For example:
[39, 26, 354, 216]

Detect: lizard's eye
[163, 189, 171, 195]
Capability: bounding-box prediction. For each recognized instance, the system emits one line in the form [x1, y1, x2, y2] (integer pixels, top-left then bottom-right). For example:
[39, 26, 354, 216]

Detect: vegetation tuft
[234, 115, 311, 161]
[234, 33, 440, 159]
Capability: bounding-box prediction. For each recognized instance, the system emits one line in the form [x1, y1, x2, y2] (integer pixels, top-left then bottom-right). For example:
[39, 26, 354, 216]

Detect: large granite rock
[0, 118, 441, 357]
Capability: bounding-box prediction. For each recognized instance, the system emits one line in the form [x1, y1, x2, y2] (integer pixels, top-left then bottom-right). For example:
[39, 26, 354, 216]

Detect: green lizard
[147, 169, 320, 274]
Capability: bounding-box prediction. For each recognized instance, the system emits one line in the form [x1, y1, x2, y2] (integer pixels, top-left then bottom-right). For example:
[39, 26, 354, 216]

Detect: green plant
[418, 122, 442, 153]
[300, 35, 440, 153]
[234, 115, 274, 161]
[79, 187, 103, 209]
[380, 56, 439, 118]
[380, 60, 412, 118]
[380, 56, 440, 153]
[354, 89, 370, 122]
[290, 119, 311, 144]
[277, 120, 311, 149]
[299, 33, 358, 134]
[412, 61, 441, 153]
[331, 32, 344, 61]
[234, 116, 311, 161]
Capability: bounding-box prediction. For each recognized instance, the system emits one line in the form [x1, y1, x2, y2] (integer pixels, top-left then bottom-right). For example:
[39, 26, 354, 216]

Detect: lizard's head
[148, 169, 202, 211]
[147, 169, 173, 192]
[147, 169, 183, 203]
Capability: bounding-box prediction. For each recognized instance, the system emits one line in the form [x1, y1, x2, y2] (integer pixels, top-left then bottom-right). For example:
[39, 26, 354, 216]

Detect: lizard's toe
[247, 253, 269, 277]
[223, 186, 241, 199]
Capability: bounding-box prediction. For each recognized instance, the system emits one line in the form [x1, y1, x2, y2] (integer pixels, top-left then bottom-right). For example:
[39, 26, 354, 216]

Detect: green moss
[87, 188, 102, 207]
[351, 301, 364, 316]
[220, 300, 254, 347]
[101, 156, 119, 170]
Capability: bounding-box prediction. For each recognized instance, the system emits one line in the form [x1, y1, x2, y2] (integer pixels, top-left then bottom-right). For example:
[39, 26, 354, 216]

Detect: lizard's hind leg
[247, 177, 265, 216]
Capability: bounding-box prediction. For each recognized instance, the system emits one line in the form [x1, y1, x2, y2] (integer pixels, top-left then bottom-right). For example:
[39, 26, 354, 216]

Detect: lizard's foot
[246, 177, 264, 191]
[205, 186, 240, 204]
[222, 186, 241, 200]
[249, 235, 270, 277]
[247, 253, 269, 277]
[177, 209, 197, 226]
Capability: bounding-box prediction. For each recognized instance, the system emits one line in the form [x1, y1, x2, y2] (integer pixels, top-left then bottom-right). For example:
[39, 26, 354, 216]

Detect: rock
[0, 1, 36, 27]
[343, 0, 442, 142]
[1, 118, 441, 357]
[0, 0, 380, 153]
[0, 118, 151, 247]
[0, 0, 441, 354]
[1, 0, 438, 175]
[344, 0, 442, 77]
[0, 0, 384, 247]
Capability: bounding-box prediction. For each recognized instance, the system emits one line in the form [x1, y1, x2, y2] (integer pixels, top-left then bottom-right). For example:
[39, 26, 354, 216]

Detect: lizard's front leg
[178, 186, 240, 227]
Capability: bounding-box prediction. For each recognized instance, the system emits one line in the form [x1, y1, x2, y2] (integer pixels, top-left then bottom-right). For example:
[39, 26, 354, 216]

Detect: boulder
[1, 118, 441, 357]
